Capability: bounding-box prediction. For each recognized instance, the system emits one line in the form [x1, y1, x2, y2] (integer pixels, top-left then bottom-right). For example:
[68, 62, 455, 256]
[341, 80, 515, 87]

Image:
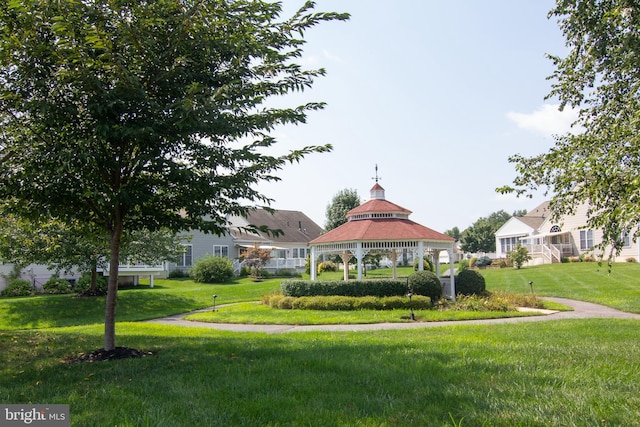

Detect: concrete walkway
[144, 297, 640, 334]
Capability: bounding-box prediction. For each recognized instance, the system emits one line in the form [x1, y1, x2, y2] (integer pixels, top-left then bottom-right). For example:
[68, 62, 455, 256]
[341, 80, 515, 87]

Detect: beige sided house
[495, 201, 639, 264]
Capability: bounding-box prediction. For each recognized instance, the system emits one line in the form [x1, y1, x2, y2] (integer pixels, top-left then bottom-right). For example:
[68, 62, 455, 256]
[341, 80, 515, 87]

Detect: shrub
[407, 271, 442, 304]
[455, 269, 486, 296]
[75, 273, 107, 293]
[457, 259, 469, 272]
[2, 279, 34, 297]
[475, 256, 492, 267]
[626, 257, 637, 263]
[266, 294, 431, 311]
[281, 279, 407, 298]
[582, 255, 596, 262]
[190, 255, 234, 283]
[413, 257, 434, 272]
[167, 269, 189, 279]
[468, 257, 478, 268]
[317, 261, 337, 274]
[42, 277, 73, 294]
[508, 245, 532, 269]
[568, 256, 581, 262]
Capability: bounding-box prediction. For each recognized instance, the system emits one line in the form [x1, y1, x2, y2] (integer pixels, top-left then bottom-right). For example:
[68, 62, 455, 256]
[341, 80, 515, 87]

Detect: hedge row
[281, 279, 408, 298]
[266, 294, 432, 311]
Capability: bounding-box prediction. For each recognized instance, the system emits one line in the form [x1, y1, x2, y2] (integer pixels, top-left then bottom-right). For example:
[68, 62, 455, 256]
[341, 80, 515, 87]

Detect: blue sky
[258, 1, 576, 233]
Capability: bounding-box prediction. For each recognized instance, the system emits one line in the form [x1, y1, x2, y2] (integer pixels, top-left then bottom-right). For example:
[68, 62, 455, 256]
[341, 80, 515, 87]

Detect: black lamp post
[528, 281, 535, 297]
[212, 295, 218, 312]
[407, 291, 416, 321]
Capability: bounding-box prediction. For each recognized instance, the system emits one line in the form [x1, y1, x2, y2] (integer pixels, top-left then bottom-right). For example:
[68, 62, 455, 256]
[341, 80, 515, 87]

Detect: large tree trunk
[104, 209, 124, 351]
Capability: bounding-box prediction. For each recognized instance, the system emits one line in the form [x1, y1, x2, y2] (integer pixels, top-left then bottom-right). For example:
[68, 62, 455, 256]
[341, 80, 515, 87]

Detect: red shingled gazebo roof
[310, 184, 454, 245]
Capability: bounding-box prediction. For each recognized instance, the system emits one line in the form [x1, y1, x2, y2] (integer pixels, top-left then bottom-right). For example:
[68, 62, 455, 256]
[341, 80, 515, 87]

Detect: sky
[256, 0, 577, 233]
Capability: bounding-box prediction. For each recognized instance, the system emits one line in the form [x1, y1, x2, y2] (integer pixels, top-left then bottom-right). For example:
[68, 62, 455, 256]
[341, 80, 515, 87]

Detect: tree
[508, 245, 532, 270]
[497, 1, 640, 260]
[460, 211, 511, 253]
[444, 226, 461, 241]
[240, 247, 273, 278]
[0, 211, 187, 293]
[0, 1, 348, 351]
[324, 188, 361, 231]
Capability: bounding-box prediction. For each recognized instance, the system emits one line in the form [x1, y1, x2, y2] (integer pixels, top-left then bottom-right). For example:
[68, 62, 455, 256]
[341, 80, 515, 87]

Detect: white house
[495, 201, 639, 264]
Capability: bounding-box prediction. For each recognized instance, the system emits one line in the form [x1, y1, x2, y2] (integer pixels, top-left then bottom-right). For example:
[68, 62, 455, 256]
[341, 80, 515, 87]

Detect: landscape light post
[212, 295, 218, 312]
[407, 291, 415, 321]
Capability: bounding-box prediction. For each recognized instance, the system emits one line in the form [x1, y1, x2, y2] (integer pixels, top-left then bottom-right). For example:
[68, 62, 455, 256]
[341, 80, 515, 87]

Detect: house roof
[229, 209, 323, 244]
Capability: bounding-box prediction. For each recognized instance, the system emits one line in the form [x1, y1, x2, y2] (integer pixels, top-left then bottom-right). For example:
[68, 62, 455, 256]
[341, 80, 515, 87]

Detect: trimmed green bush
[1, 279, 34, 297]
[281, 279, 407, 298]
[42, 277, 73, 294]
[75, 273, 107, 293]
[455, 269, 486, 296]
[266, 294, 431, 311]
[407, 271, 442, 304]
[167, 269, 189, 279]
[190, 255, 234, 283]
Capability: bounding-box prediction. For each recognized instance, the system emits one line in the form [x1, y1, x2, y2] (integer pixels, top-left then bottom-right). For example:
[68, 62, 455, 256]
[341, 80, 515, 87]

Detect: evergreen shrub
[281, 279, 407, 298]
[266, 294, 431, 310]
[407, 271, 442, 304]
[190, 255, 234, 283]
[455, 269, 486, 296]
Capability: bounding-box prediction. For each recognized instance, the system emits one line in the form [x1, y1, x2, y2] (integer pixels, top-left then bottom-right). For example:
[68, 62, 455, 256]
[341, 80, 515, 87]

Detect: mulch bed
[65, 347, 153, 364]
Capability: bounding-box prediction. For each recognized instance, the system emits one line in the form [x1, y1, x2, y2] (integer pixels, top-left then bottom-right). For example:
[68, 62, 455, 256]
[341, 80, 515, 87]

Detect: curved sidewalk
[144, 297, 640, 334]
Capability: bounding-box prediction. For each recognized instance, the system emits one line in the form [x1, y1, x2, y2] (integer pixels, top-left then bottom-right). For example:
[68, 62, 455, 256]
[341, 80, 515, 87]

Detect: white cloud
[506, 104, 579, 137]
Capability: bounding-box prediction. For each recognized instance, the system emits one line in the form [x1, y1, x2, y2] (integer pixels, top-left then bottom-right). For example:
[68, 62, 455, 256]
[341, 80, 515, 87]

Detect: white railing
[101, 263, 167, 274]
[234, 258, 306, 273]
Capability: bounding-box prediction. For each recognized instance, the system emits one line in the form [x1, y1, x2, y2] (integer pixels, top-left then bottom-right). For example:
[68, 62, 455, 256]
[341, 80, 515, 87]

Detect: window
[292, 248, 306, 258]
[621, 231, 631, 248]
[500, 236, 519, 253]
[550, 225, 561, 233]
[213, 245, 229, 258]
[178, 245, 193, 267]
[579, 230, 594, 250]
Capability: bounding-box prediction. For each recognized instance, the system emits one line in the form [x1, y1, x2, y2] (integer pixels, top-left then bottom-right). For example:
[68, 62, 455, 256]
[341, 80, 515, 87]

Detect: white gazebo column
[417, 241, 425, 271]
[356, 242, 364, 280]
[433, 250, 440, 277]
[340, 251, 352, 281]
[310, 247, 317, 281]
[390, 250, 398, 279]
[448, 245, 456, 301]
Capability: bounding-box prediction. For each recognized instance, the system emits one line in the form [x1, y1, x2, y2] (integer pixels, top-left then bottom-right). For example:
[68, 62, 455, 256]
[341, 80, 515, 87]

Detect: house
[0, 209, 323, 291]
[495, 201, 639, 264]
[168, 209, 323, 275]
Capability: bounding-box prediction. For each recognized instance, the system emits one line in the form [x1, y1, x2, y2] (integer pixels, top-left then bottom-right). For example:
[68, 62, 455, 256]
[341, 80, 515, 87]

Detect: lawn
[1, 262, 639, 426]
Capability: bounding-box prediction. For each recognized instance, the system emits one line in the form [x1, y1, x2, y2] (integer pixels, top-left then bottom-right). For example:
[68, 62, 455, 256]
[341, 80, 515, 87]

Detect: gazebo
[309, 183, 457, 298]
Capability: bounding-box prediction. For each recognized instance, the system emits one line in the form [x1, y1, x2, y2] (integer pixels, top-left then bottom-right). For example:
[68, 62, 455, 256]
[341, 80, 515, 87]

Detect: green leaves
[501, 1, 640, 260]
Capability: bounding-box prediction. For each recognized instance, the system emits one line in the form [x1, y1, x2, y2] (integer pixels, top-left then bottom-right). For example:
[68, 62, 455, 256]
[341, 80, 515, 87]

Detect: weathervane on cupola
[370, 164, 385, 200]
[372, 164, 382, 183]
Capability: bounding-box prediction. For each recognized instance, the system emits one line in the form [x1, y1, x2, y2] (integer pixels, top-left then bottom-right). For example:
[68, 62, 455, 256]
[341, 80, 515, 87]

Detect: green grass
[0, 277, 280, 330]
[1, 262, 640, 426]
[2, 320, 639, 426]
[185, 302, 538, 324]
[480, 262, 640, 313]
